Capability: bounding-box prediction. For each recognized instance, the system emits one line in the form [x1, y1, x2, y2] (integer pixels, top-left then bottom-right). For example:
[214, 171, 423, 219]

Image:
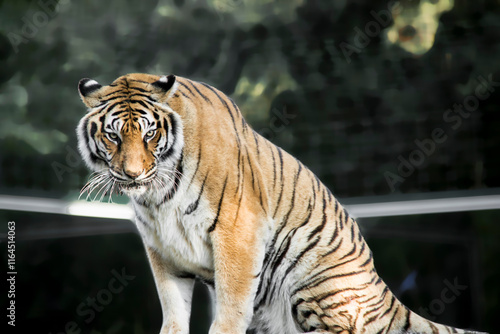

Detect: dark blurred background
[0, 0, 499, 333]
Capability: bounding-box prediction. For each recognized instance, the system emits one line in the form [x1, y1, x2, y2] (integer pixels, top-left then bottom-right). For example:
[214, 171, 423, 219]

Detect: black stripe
[132, 99, 154, 109]
[252, 130, 260, 157]
[135, 213, 151, 229]
[298, 201, 313, 229]
[200, 82, 235, 120]
[272, 147, 285, 218]
[133, 109, 148, 116]
[111, 117, 122, 131]
[233, 167, 245, 222]
[228, 97, 240, 116]
[294, 283, 367, 304]
[130, 86, 148, 93]
[128, 79, 151, 85]
[208, 175, 228, 233]
[327, 220, 339, 246]
[101, 91, 120, 98]
[307, 195, 328, 241]
[256, 220, 302, 309]
[179, 82, 194, 96]
[134, 195, 151, 209]
[185, 172, 208, 215]
[281, 236, 320, 281]
[99, 114, 106, 133]
[291, 299, 306, 318]
[270, 144, 277, 190]
[359, 250, 373, 268]
[310, 174, 317, 207]
[245, 150, 256, 190]
[158, 153, 184, 205]
[363, 286, 388, 311]
[380, 295, 396, 319]
[322, 238, 343, 258]
[310, 246, 368, 285]
[188, 81, 212, 104]
[187, 145, 202, 190]
[335, 243, 357, 262]
[269, 235, 292, 278]
[384, 304, 399, 334]
[177, 90, 190, 99]
[261, 235, 293, 303]
[130, 92, 159, 100]
[338, 209, 344, 229]
[236, 147, 242, 193]
[159, 114, 177, 161]
[403, 308, 411, 332]
[110, 110, 128, 118]
[106, 101, 124, 113]
[363, 307, 380, 327]
[272, 162, 302, 241]
[241, 117, 247, 133]
[99, 94, 127, 103]
[90, 122, 98, 140]
[177, 272, 196, 280]
[350, 222, 355, 243]
[85, 120, 104, 164]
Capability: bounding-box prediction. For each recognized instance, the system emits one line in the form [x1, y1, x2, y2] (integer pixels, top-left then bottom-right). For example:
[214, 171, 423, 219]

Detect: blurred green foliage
[0, 0, 499, 333]
[1, 0, 499, 197]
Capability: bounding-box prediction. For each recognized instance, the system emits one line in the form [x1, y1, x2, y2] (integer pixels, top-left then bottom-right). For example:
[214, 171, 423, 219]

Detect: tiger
[76, 73, 487, 334]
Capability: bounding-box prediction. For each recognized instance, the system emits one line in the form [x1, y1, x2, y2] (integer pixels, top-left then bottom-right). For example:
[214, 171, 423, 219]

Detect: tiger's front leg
[208, 214, 267, 334]
[146, 247, 195, 334]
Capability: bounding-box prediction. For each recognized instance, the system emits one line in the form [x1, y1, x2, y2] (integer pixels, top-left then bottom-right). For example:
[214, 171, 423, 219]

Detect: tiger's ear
[151, 75, 177, 102]
[78, 78, 104, 108]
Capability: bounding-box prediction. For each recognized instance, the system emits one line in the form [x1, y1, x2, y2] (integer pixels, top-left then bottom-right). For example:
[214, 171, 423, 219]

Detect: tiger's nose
[123, 168, 143, 180]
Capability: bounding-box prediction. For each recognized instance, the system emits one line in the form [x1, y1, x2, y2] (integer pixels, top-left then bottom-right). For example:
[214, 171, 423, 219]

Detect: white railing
[1, 192, 499, 240]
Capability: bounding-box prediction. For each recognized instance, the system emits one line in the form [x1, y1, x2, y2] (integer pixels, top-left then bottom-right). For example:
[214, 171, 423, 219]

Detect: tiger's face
[76, 74, 183, 198]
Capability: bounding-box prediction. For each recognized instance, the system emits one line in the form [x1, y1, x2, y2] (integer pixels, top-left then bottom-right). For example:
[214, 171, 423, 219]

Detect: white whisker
[94, 177, 114, 202]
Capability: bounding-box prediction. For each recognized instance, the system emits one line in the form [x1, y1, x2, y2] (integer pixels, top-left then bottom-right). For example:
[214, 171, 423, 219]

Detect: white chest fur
[131, 184, 215, 279]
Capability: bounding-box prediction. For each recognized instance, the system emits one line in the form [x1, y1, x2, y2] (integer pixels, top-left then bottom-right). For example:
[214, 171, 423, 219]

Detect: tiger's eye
[107, 132, 118, 140]
[145, 130, 156, 139]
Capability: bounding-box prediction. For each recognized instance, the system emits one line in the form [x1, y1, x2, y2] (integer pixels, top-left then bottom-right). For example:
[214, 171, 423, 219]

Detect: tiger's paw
[208, 322, 246, 334]
[159, 323, 188, 334]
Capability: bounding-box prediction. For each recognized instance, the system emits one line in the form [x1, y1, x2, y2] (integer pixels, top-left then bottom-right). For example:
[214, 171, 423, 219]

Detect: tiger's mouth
[117, 177, 155, 195]
[108, 167, 157, 192]
[120, 181, 145, 190]
[81, 162, 181, 201]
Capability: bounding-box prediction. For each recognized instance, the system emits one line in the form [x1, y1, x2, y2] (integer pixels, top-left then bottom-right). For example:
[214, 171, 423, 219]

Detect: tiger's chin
[119, 182, 149, 196]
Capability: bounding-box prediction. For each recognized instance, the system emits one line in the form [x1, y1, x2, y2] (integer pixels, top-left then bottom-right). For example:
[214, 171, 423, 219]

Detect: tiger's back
[76, 73, 486, 334]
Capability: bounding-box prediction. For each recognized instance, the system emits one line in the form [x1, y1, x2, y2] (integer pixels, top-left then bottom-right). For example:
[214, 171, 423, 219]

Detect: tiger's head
[76, 73, 183, 198]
